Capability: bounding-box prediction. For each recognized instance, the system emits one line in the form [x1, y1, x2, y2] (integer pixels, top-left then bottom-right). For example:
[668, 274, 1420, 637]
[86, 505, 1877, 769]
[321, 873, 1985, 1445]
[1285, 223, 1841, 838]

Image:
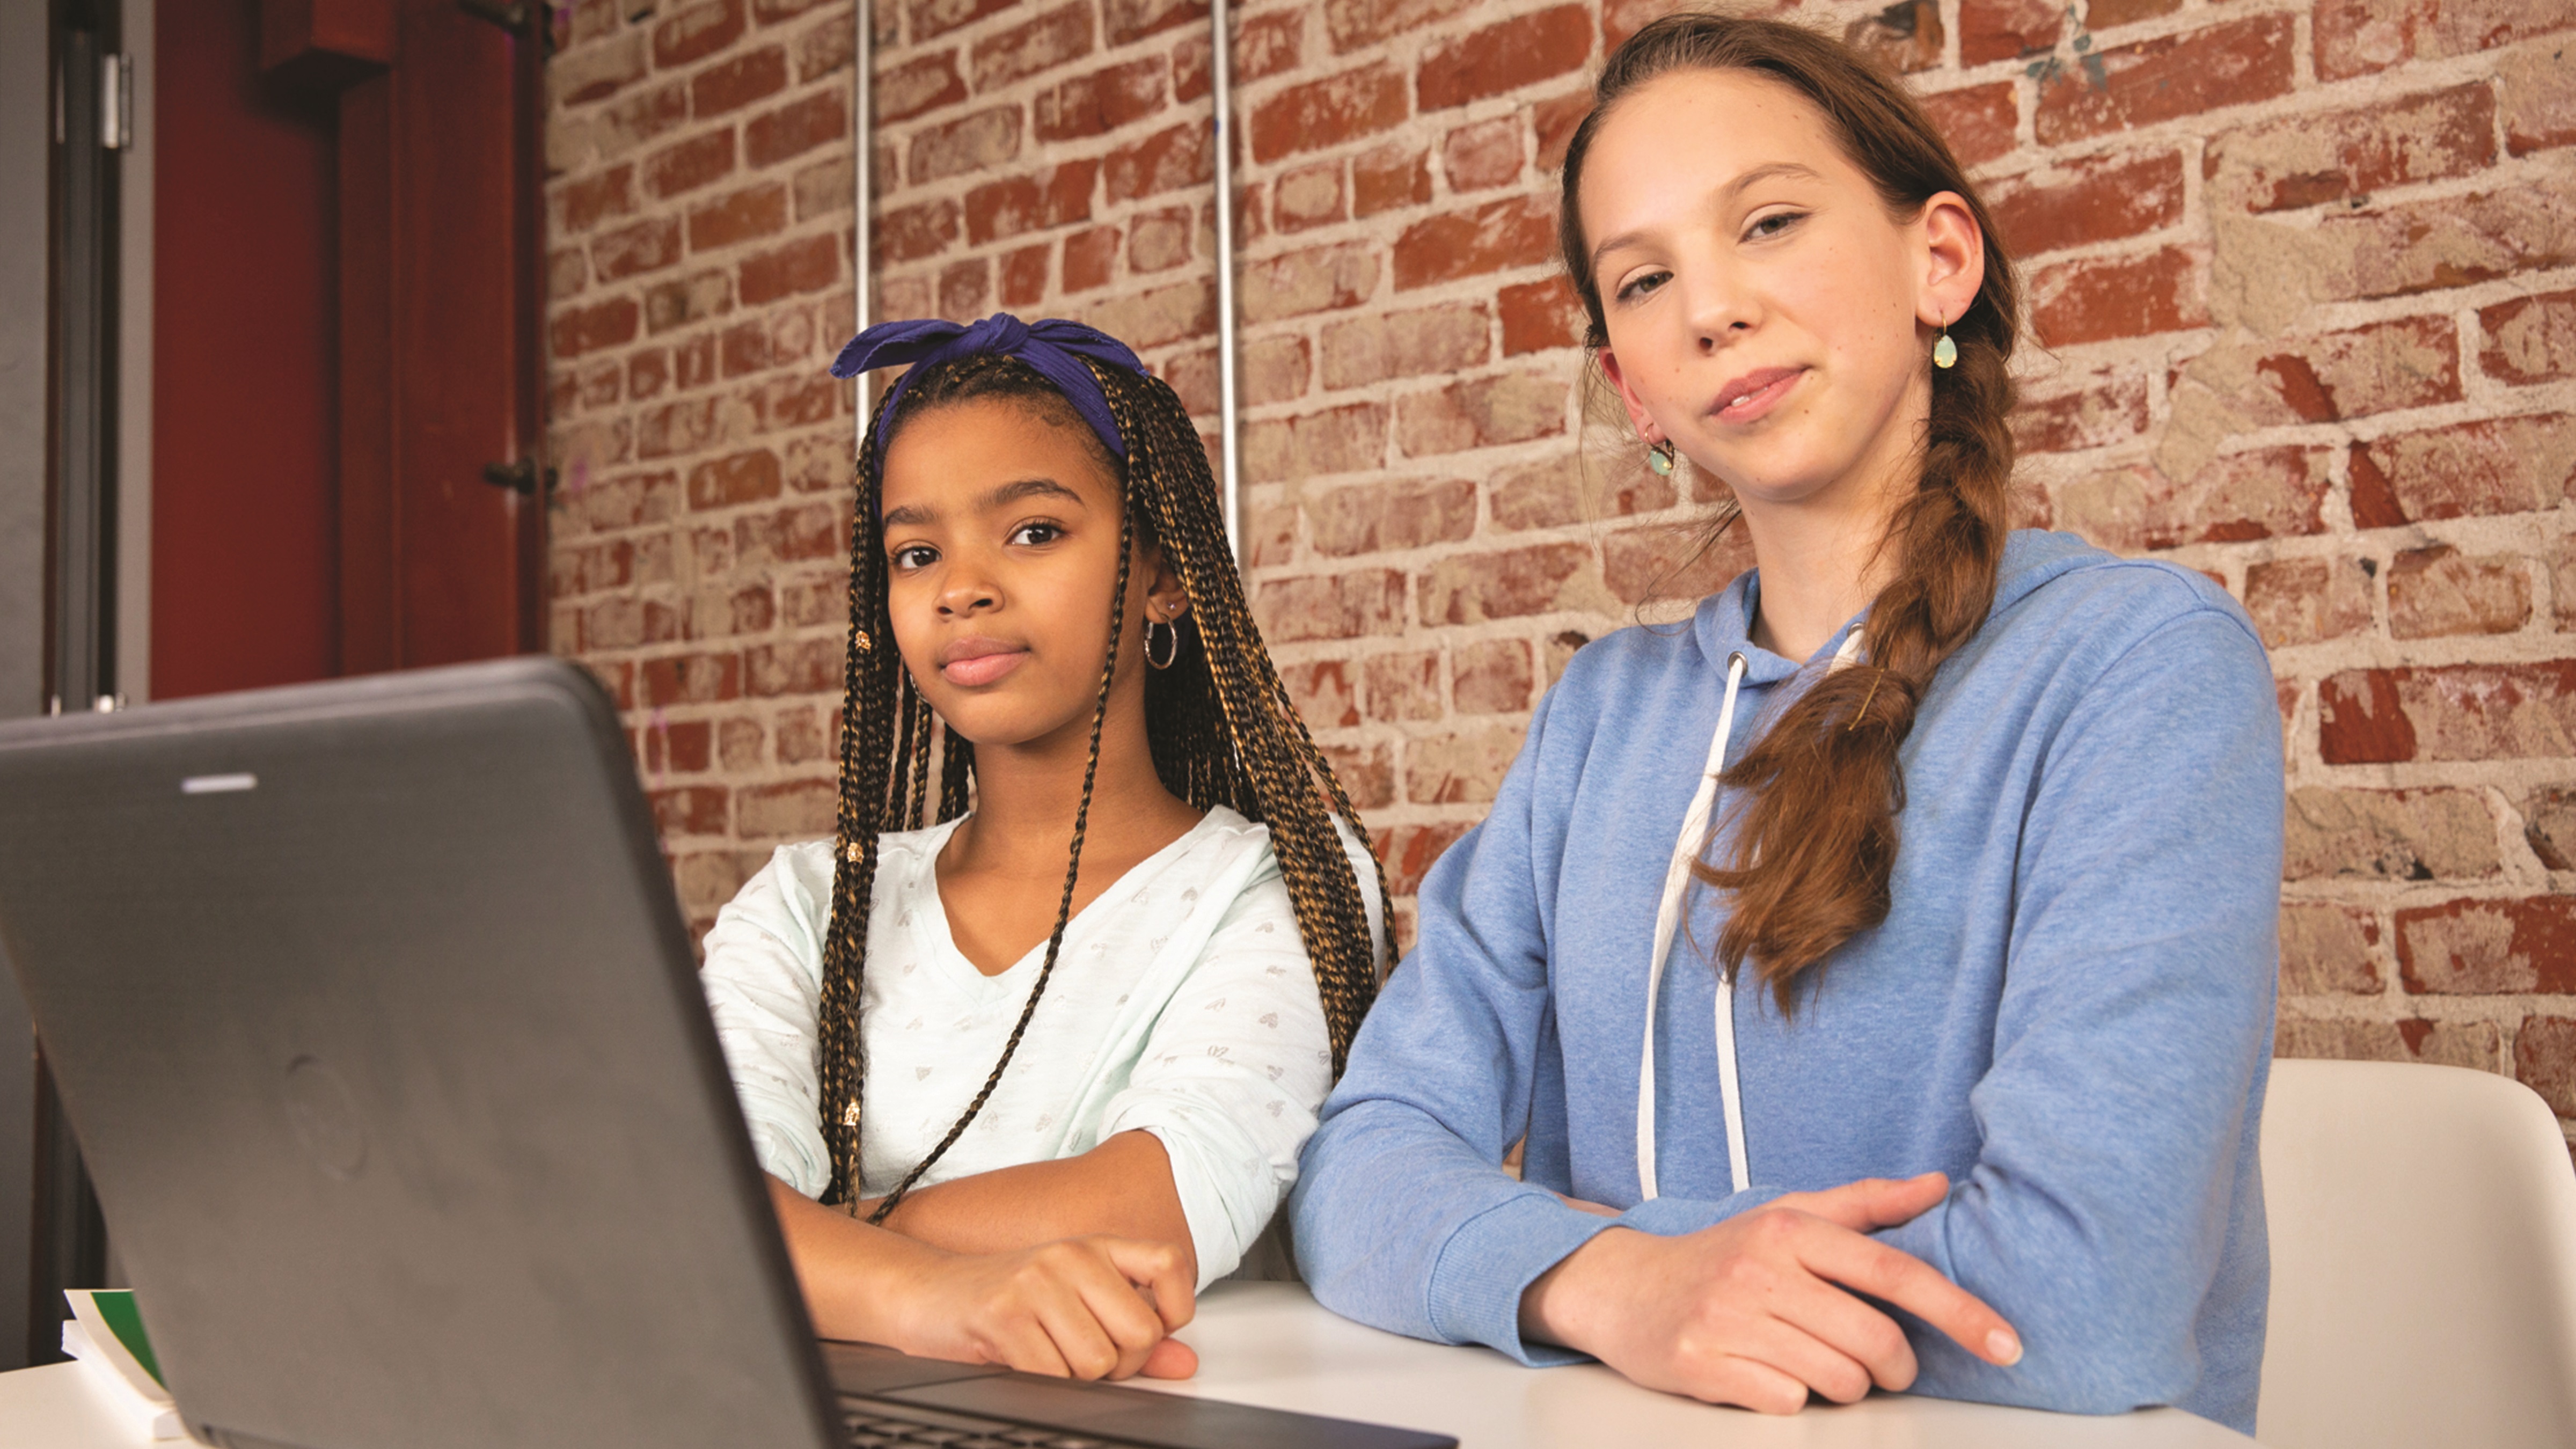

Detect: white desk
[1, 1282, 2256, 1447]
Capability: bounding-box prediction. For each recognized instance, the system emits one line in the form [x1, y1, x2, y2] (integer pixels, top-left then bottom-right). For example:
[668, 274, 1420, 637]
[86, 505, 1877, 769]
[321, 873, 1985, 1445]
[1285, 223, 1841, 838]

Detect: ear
[1594, 347, 1664, 445]
[1917, 191, 1986, 332]
[1140, 541, 1192, 622]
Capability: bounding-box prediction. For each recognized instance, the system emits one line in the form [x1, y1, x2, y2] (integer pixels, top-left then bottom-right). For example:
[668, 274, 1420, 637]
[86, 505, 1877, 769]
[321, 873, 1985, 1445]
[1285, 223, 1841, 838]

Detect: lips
[938, 636, 1028, 687]
[1711, 366, 1805, 426]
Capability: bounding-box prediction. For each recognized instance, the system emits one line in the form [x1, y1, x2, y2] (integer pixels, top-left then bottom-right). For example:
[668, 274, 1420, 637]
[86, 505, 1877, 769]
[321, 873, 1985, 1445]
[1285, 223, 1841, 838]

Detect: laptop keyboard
[840, 1398, 1141, 1449]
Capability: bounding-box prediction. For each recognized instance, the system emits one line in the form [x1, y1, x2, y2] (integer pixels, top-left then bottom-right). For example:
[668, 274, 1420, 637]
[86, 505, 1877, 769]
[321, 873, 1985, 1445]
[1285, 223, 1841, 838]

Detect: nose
[935, 555, 999, 619]
[1678, 264, 1756, 352]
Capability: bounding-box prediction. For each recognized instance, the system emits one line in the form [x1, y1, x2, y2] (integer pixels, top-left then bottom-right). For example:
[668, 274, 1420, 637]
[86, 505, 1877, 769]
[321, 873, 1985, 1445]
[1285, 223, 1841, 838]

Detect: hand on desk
[766, 1131, 1202, 1382]
[1519, 1172, 2021, 1416]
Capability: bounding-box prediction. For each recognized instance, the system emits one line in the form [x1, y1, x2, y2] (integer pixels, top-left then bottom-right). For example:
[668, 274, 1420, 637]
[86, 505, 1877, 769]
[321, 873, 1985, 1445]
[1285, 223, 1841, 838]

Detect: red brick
[2505, 40, 2576, 155]
[650, 784, 731, 837]
[2516, 1017, 2576, 1116]
[2398, 897, 2576, 994]
[2316, 0, 2575, 82]
[555, 32, 648, 109]
[998, 243, 1049, 308]
[2285, 786, 2500, 882]
[584, 595, 682, 650]
[594, 215, 684, 280]
[686, 449, 782, 511]
[691, 46, 787, 119]
[1240, 401, 1386, 483]
[734, 499, 846, 567]
[1320, 303, 1488, 390]
[1443, 116, 1524, 193]
[1104, 121, 1211, 202]
[738, 232, 839, 305]
[551, 296, 640, 358]
[645, 131, 736, 199]
[1396, 372, 1567, 457]
[2251, 316, 2460, 424]
[744, 638, 839, 698]
[1103, 0, 1201, 46]
[1320, 742, 1396, 811]
[552, 537, 636, 596]
[1405, 725, 1526, 806]
[1490, 451, 1673, 532]
[2529, 785, 2576, 869]
[1254, 570, 1406, 641]
[911, 106, 1020, 184]
[737, 778, 835, 838]
[2311, 180, 2576, 304]
[1960, 0, 2058, 65]
[1063, 224, 1119, 292]
[641, 650, 744, 705]
[1236, 11, 1302, 82]
[1418, 6, 1592, 112]
[1240, 241, 1376, 324]
[2035, 17, 2295, 147]
[1326, 0, 1473, 53]
[644, 717, 714, 774]
[653, 0, 744, 68]
[1126, 206, 1191, 273]
[625, 350, 671, 402]
[2389, 546, 2534, 639]
[1987, 151, 2184, 259]
[1604, 521, 1753, 606]
[560, 163, 638, 233]
[721, 317, 771, 378]
[875, 198, 961, 265]
[793, 8, 852, 83]
[769, 706, 825, 764]
[2011, 370, 2147, 455]
[2243, 557, 2372, 647]
[640, 395, 719, 457]
[1309, 476, 1476, 557]
[2324, 662, 2576, 765]
[1418, 542, 1592, 625]
[688, 182, 789, 252]
[2205, 85, 2496, 214]
[2280, 902, 2383, 996]
[1079, 277, 1213, 347]
[1373, 821, 1470, 896]
[2276, 1016, 2499, 1070]
[1279, 660, 1360, 730]
[1845, 0, 1944, 73]
[877, 51, 968, 123]
[909, 0, 1016, 42]
[1365, 650, 1443, 722]
[973, 3, 1092, 92]
[1274, 161, 1348, 233]
[963, 159, 1097, 245]
[1034, 56, 1166, 141]
[938, 258, 989, 320]
[1353, 142, 1431, 217]
[1453, 639, 1534, 715]
[2348, 414, 2576, 526]
[1921, 83, 2017, 170]
[2028, 246, 2205, 347]
[2480, 290, 2576, 385]
[2057, 448, 2329, 552]
[1393, 195, 1556, 291]
[1250, 64, 1408, 165]
[1532, 89, 1591, 173]
[746, 90, 846, 169]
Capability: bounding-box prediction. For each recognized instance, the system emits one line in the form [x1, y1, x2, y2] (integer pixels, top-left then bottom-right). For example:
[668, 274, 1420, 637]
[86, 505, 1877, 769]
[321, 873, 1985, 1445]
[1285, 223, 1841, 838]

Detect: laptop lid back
[0, 659, 838, 1449]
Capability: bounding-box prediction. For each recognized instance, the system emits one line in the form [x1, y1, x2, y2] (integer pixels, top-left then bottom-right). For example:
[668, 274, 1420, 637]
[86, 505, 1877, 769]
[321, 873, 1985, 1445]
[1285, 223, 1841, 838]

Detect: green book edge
[86, 1289, 164, 1388]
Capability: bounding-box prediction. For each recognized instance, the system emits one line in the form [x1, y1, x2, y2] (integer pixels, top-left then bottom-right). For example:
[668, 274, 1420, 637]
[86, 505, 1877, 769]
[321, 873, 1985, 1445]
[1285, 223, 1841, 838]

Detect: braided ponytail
[1555, 14, 2023, 1012]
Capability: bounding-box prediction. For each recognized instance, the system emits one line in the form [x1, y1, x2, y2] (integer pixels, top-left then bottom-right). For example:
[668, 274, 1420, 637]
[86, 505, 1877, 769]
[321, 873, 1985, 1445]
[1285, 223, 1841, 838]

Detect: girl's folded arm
[1290, 689, 1619, 1362]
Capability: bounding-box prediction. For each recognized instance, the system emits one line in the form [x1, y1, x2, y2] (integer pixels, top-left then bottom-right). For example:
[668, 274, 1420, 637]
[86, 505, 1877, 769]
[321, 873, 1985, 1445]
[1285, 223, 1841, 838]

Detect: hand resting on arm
[1522, 1173, 2021, 1415]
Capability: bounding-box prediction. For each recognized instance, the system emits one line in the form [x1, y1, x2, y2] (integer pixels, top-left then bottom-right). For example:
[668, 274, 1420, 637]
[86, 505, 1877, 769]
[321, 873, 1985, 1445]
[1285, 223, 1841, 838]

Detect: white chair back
[2259, 1058, 2576, 1449]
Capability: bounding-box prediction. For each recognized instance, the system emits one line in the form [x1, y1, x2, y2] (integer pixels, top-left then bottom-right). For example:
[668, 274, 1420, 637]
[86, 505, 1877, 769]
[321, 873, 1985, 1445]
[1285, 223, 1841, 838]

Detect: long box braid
[816, 353, 1391, 1214]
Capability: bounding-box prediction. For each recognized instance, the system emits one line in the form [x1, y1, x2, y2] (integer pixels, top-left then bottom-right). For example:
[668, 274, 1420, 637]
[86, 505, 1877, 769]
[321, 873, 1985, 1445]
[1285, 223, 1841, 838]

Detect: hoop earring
[1645, 438, 1677, 476]
[1932, 317, 1958, 370]
[1145, 617, 1180, 670]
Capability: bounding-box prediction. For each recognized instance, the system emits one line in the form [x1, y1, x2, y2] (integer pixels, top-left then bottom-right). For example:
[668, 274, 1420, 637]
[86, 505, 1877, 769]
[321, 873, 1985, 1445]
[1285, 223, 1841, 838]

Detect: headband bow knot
[830, 313, 1146, 467]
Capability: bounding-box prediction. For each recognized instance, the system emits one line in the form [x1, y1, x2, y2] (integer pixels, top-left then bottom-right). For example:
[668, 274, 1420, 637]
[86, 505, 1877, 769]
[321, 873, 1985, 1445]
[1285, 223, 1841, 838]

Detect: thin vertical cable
[1208, 0, 1240, 562]
[852, 0, 874, 451]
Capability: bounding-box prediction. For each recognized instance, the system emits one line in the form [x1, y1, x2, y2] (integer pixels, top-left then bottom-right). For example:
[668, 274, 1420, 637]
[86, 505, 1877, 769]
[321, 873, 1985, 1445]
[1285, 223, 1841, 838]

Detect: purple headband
[830, 313, 1147, 470]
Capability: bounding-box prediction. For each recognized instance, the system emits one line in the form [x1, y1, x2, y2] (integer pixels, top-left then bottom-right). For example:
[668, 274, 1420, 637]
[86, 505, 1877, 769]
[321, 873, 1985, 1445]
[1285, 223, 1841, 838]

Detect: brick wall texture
[540, 0, 2576, 1144]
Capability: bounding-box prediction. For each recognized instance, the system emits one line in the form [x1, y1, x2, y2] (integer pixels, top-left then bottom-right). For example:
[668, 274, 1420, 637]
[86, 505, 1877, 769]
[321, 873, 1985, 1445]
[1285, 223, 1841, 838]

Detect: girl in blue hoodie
[1290, 14, 2281, 1433]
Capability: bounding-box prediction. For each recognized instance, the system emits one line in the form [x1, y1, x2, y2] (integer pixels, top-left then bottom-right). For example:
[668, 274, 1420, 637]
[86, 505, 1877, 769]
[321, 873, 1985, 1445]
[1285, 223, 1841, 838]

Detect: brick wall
[540, 0, 2576, 1145]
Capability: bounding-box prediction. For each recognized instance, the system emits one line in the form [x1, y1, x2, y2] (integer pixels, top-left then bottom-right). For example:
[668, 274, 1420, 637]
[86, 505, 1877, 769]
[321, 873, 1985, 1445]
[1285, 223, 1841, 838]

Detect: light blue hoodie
[1290, 530, 2281, 1432]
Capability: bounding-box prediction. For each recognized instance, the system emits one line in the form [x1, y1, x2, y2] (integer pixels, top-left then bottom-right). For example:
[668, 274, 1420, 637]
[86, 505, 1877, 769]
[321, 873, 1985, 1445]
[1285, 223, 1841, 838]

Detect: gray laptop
[0, 657, 1451, 1449]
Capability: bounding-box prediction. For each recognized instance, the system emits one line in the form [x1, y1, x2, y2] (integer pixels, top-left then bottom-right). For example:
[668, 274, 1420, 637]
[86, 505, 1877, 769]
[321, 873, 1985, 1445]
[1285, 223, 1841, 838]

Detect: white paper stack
[61, 1289, 182, 1441]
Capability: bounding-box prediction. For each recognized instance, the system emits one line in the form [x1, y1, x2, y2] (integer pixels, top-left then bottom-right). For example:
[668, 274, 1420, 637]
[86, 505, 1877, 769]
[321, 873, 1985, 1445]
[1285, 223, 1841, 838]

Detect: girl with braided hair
[699, 316, 1388, 1383]
[1293, 12, 2280, 1433]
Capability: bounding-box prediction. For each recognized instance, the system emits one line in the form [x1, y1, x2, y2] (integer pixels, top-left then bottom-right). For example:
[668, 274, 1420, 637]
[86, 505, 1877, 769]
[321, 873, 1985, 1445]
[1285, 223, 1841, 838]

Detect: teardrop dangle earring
[1646, 438, 1677, 476]
[1932, 314, 1958, 370]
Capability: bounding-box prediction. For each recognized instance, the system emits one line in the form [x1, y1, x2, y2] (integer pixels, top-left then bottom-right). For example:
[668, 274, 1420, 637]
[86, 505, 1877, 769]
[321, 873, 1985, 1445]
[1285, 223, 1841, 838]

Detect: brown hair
[817, 351, 1391, 1213]
[1555, 12, 2021, 1012]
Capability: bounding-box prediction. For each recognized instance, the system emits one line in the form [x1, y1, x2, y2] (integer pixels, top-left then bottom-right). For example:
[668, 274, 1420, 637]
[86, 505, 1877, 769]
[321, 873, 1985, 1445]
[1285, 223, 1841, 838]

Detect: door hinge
[480, 458, 556, 496]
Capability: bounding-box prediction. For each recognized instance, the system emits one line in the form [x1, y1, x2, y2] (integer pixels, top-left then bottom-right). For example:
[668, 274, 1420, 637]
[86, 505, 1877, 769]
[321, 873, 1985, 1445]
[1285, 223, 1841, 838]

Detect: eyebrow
[1586, 162, 1826, 278]
[881, 476, 1088, 530]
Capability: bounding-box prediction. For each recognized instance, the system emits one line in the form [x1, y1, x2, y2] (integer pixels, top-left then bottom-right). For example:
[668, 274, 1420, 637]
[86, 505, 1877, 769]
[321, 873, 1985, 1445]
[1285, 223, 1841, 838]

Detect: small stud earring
[1932, 317, 1958, 370]
[1646, 438, 1677, 476]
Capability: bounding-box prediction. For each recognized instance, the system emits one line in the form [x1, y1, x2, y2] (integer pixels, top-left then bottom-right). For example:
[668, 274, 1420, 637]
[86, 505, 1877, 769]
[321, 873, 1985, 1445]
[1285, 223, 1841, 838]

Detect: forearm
[767, 1173, 956, 1343]
[866, 1131, 1196, 1281]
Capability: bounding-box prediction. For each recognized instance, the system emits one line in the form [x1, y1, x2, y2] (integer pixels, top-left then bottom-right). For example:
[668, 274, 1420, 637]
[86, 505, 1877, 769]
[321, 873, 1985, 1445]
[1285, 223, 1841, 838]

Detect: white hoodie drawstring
[1636, 631, 1864, 1202]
